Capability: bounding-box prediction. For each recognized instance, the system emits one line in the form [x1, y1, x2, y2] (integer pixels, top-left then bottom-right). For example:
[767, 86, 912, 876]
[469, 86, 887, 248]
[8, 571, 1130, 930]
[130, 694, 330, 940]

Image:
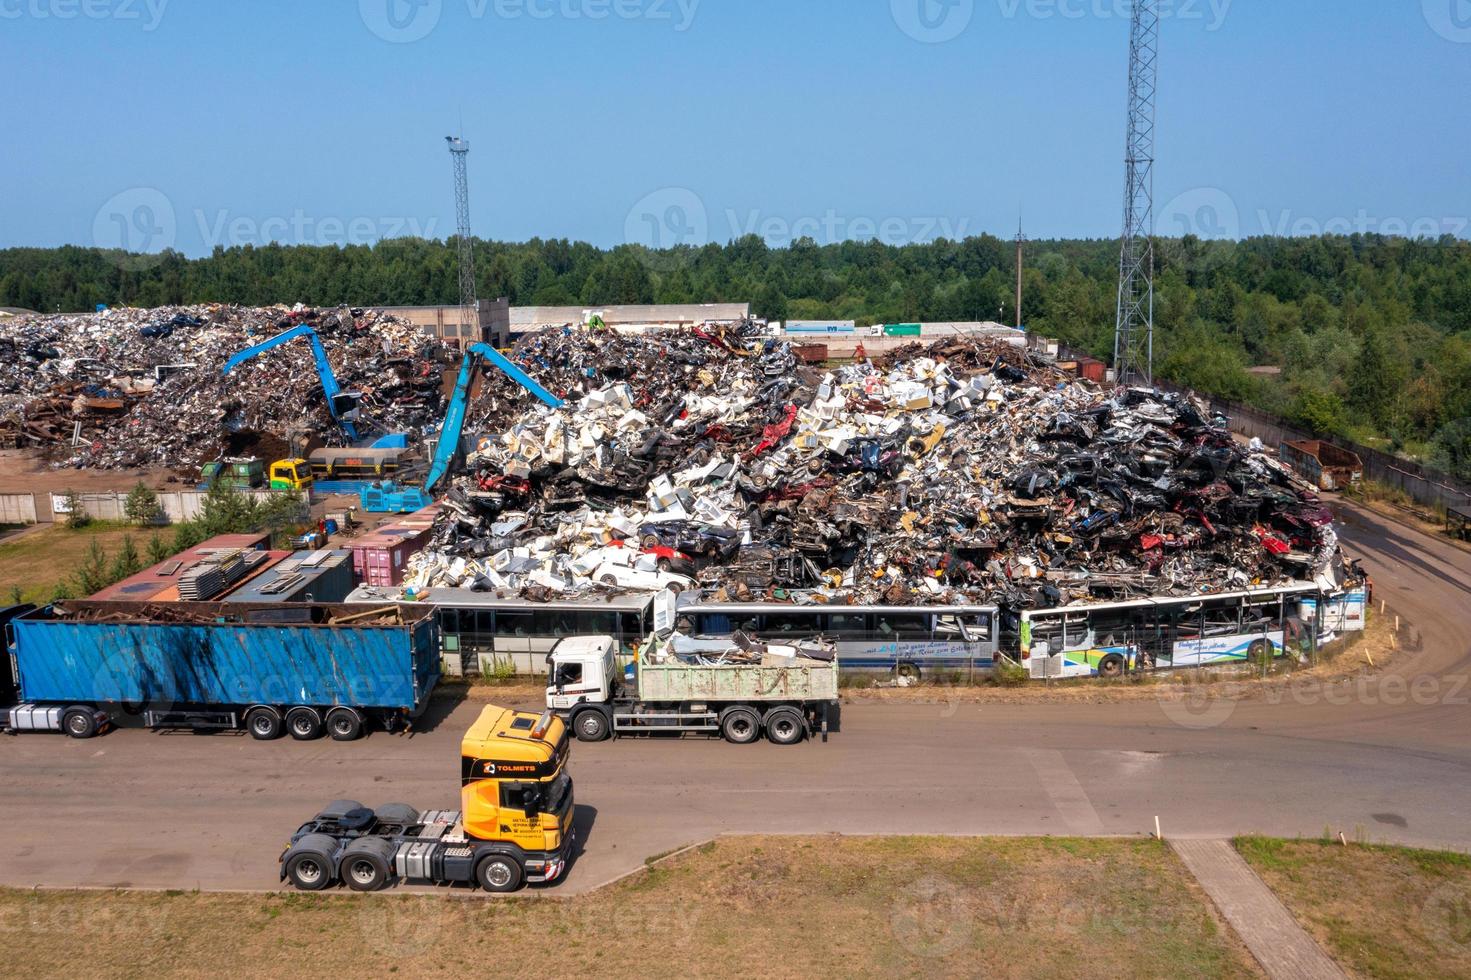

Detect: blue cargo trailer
[2, 600, 439, 740]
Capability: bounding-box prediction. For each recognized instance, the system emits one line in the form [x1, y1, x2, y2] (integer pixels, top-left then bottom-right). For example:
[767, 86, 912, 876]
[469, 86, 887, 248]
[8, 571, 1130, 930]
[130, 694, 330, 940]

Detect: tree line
[3, 233, 1470, 478]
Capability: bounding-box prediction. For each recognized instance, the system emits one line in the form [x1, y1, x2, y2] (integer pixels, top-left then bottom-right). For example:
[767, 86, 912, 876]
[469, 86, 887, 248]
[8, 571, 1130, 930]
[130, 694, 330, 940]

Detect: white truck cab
[546, 635, 619, 712]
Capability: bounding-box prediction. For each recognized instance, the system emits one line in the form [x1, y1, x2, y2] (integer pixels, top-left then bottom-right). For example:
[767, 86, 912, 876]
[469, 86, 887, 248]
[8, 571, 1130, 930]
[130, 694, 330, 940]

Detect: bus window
[1028, 615, 1065, 650]
[1086, 611, 1135, 648]
[1062, 615, 1089, 648]
[495, 611, 532, 637]
[826, 613, 868, 637]
[619, 610, 645, 641]
[1201, 605, 1243, 637]
[694, 613, 731, 637]
[760, 612, 819, 634]
[935, 613, 995, 642]
[873, 612, 930, 639]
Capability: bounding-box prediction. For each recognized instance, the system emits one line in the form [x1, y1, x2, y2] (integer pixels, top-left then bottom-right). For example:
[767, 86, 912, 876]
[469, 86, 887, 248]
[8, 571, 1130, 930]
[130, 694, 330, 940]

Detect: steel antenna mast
[1113, 0, 1159, 386]
[446, 136, 478, 339]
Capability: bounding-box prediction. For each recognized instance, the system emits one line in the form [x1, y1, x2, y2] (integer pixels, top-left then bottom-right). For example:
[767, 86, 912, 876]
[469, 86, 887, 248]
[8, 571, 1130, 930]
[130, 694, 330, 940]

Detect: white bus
[1019, 584, 1321, 679]
[676, 601, 1001, 680]
[346, 587, 657, 677]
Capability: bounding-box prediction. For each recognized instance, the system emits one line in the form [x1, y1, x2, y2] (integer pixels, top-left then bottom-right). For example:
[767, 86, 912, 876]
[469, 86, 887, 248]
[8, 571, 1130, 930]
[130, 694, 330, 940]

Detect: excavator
[423, 342, 563, 493]
[222, 323, 363, 441]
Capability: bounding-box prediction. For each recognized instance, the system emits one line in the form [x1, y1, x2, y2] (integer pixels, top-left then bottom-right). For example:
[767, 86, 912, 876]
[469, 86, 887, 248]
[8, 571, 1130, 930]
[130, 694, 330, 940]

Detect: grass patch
[0, 836, 1257, 978]
[1237, 837, 1471, 979]
[0, 522, 152, 604]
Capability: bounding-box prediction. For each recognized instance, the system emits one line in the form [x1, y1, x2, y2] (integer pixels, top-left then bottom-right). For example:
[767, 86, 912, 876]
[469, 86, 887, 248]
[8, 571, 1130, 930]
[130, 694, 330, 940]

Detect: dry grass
[0, 522, 164, 604]
[0, 836, 1258, 979]
[1237, 837, 1471, 980]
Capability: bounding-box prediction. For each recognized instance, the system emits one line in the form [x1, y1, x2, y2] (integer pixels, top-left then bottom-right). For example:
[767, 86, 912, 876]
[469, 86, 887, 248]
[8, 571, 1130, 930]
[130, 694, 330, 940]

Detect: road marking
[1025, 748, 1105, 835]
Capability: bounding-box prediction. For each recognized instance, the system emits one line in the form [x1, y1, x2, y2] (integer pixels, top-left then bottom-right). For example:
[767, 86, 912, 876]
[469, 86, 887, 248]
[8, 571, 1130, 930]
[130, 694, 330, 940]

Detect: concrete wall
[0, 494, 39, 524]
[44, 489, 300, 525]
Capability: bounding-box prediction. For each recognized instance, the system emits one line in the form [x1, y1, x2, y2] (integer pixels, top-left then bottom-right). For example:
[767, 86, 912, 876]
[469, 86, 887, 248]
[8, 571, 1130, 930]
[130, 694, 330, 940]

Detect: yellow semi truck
[278, 705, 575, 892]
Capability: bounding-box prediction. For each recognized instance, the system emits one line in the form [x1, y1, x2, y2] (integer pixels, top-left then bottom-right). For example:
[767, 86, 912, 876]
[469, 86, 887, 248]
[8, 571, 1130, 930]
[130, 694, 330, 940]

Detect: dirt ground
[0, 836, 1258, 979]
[0, 449, 180, 494]
[1236, 837, 1471, 979]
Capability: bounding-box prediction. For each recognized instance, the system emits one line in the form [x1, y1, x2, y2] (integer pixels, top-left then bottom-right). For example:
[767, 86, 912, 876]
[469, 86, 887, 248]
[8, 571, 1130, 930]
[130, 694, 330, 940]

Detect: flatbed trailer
[546, 633, 840, 744]
[2, 600, 439, 740]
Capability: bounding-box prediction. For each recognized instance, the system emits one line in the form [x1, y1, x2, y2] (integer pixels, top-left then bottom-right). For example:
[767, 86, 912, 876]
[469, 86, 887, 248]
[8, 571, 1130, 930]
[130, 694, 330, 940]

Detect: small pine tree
[50, 582, 75, 602]
[124, 482, 164, 527]
[171, 520, 206, 553]
[61, 488, 89, 529]
[146, 533, 171, 565]
[72, 539, 110, 596]
[7, 584, 22, 605]
[108, 535, 143, 582]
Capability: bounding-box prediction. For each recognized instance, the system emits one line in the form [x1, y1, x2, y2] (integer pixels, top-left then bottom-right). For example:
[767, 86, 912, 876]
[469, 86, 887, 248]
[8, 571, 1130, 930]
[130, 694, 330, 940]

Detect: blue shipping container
[9, 602, 439, 712]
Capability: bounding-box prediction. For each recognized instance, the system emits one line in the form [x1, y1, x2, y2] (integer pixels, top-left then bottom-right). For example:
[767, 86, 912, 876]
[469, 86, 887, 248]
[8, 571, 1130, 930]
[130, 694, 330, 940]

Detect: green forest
[3, 234, 1470, 480]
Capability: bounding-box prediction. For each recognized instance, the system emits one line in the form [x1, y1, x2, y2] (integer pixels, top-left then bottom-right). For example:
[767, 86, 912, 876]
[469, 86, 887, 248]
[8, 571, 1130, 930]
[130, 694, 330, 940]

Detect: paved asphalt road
[2, 498, 1468, 894]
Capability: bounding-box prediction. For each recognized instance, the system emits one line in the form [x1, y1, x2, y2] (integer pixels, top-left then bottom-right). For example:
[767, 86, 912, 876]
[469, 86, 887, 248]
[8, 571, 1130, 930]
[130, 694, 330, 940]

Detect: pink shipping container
[350, 525, 432, 587]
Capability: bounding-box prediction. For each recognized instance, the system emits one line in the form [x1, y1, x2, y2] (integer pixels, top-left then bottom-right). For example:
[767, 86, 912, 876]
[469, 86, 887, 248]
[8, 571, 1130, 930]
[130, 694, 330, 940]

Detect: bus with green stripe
[1018, 583, 1322, 679]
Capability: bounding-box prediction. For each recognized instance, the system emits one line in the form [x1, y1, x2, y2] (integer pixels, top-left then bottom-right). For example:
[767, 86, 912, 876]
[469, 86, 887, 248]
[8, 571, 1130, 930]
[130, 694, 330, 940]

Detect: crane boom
[423, 343, 563, 493]
[222, 324, 361, 440]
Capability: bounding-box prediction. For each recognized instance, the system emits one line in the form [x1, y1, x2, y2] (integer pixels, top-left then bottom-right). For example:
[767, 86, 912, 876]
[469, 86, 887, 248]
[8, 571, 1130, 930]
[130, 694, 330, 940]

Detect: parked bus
[1018, 584, 1322, 680]
[347, 587, 657, 677]
[675, 601, 1001, 679]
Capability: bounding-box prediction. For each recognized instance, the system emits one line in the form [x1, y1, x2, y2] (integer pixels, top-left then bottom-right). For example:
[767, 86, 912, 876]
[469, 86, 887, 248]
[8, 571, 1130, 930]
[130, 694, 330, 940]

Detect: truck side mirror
[520, 788, 541, 816]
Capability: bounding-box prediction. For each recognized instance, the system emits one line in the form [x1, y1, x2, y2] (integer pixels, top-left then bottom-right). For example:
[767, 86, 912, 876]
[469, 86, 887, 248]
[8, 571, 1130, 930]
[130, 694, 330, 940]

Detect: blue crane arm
[423, 343, 563, 493]
[221, 323, 358, 440]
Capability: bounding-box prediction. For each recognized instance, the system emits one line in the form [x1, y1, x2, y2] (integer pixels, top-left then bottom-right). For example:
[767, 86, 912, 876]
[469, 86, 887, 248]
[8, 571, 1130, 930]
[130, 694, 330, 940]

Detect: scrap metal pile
[0, 304, 448, 469]
[408, 325, 1349, 611]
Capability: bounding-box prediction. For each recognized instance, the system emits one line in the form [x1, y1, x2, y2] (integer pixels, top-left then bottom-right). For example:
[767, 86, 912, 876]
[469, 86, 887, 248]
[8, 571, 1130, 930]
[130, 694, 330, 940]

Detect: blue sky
[2, 0, 1468, 256]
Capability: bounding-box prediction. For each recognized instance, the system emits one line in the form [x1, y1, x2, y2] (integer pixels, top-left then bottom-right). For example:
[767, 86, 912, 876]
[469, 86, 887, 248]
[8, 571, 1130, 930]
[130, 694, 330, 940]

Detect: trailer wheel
[62, 707, 98, 739]
[286, 707, 323, 740]
[572, 709, 609, 742]
[764, 707, 806, 745]
[245, 707, 282, 740]
[285, 851, 333, 891]
[343, 853, 390, 892]
[719, 706, 761, 744]
[476, 854, 523, 893]
[325, 707, 363, 741]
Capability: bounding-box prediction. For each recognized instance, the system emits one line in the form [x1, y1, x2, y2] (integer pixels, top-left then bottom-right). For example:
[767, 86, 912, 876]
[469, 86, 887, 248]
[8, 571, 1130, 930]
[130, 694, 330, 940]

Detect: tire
[325, 707, 363, 742]
[245, 706, 282, 741]
[62, 707, 98, 739]
[1098, 654, 1125, 678]
[285, 851, 333, 891]
[476, 854, 524, 893]
[1247, 640, 1271, 665]
[719, 706, 761, 744]
[599, 574, 619, 586]
[641, 534, 660, 549]
[373, 803, 420, 825]
[342, 853, 390, 892]
[573, 709, 609, 742]
[895, 662, 922, 683]
[657, 559, 671, 572]
[764, 707, 805, 745]
[666, 583, 684, 594]
[286, 707, 323, 741]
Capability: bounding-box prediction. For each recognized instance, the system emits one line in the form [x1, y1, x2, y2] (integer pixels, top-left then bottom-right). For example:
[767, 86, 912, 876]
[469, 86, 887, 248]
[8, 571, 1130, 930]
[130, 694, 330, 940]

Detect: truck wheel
[719, 706, 761, 744]
[343, 853, 390, 892]
[764, 707, 806, 745]
[285, 851, 333, 891]
[325, 707, 363, 741]
[573, 710, 609, 742]
[286, 707, 323, 740]
[62, 707, 98, 739]
[476, 854, 523, 893]
[245, 707, 282, 740]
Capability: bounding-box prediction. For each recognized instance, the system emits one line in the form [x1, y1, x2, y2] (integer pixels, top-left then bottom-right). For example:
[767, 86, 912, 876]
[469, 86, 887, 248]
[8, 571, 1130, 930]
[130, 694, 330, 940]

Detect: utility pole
[1014, 220, 1027, 330]
[1113, 0, 1159, 386]
[445, 136, 478, 341]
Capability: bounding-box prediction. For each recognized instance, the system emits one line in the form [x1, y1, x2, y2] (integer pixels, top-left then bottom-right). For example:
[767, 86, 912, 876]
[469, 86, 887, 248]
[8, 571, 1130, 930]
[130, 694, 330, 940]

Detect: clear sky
[2, 0, 1468, 256]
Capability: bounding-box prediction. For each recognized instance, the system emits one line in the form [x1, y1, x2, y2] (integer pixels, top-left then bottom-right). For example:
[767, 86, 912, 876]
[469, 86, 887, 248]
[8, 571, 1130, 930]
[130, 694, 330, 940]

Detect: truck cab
[269, 458, 314, 491]
[546, 635, 620, 715]
[459, 705, 575, 856]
